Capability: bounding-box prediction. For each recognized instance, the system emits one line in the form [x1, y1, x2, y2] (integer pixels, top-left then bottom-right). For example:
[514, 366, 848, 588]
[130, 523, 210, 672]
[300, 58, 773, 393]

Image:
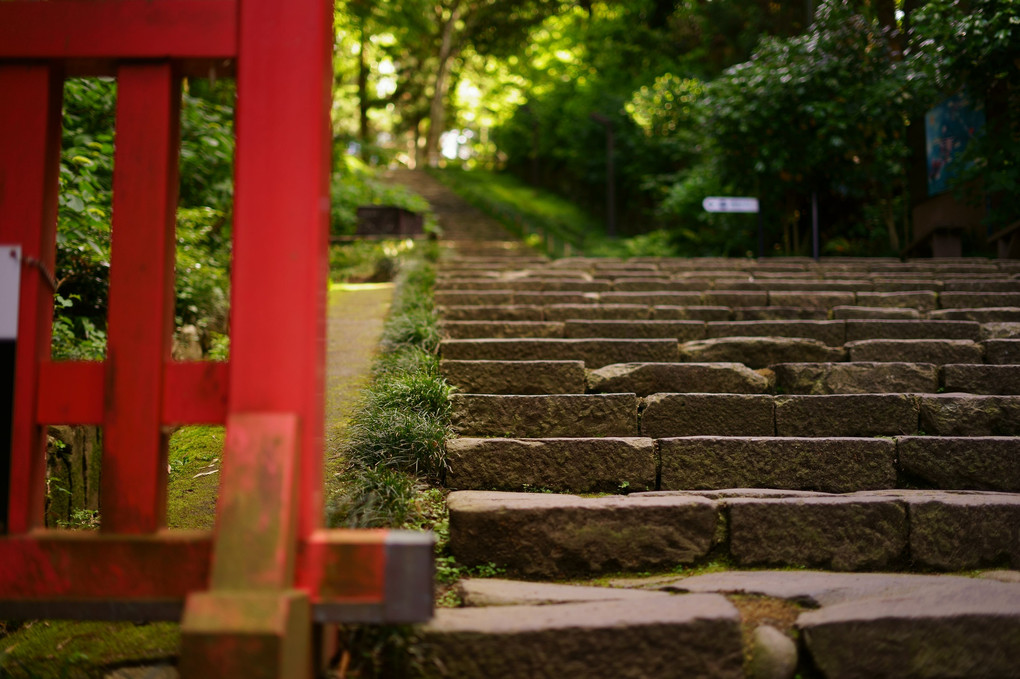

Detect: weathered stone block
[733, 306, 830, 320]
[438, 305, 545, 321]
[767, 291, 855, 309]
[905, 492, 1020, 570]
[846, 339, 983, 364]
[641, 394, 774, 437]
[680, 337, 846, 369]
[588, 362, 769, 396]
[930, 307, 1020, 322]
[439, 321, 564, 339]
[941, 364, 1020, 394]
[704, 291, 770, 307]
[984, 339, 1020, 364]
[441, 338, 680, 368]
[448, 491, 719, 578]
[831, 305, 921, 320]
[600, 291, 704, 306]
[940, 292, 1020, 308]
[543, 304, 651, 321]
[441, 359, 586, 395]
[771, 361, 938, 394]
[659, 437, 896, 493]
[775, 394, 918, 436]
[652, 305, 732, 321]
[707, 320, 845, 346]
[435, 290, 515, 306]
[898, 436, 1020, 492]
[918, 394, 1020, 435]
[445, 437, 655, 493]
[727, 496, 908, 570]
[564, 320, 706, 340]
[451, 393, 638, 437]
[854, 291, 938, 311]
[844, 320, 981, 342]
[420, 596, 744, 679]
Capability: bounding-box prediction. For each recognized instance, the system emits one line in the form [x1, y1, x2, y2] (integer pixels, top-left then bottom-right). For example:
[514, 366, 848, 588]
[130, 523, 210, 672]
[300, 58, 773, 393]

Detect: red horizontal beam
[0, 0, 237, 61]
[36, 361, 229, 425]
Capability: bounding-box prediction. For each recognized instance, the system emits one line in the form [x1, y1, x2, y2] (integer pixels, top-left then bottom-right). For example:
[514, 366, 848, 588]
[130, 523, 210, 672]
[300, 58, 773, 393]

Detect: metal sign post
[702, 196, 763, 258]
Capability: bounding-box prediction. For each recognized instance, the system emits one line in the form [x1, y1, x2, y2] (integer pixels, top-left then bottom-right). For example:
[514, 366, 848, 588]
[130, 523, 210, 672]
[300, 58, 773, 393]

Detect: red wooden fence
[0, 1, 432, 674]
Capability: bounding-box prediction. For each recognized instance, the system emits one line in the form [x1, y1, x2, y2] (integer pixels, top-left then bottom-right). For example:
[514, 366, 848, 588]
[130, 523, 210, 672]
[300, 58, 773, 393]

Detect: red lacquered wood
[0, 0, 237, 60]
[0, 66, 63, 534]
[36, 361, 228, 426]
[102, 64, 181, 535]
[296, 530, 387, 603]
[163, 362, 229, 424]
[0, 531, 211, 599]
[36, 361, 104, 425]
[231, 0, 333, 541]
[209, 413, 300, 591]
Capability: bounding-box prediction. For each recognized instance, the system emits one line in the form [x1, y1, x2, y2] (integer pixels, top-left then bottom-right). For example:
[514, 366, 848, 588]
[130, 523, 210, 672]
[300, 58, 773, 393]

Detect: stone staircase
[420, 250, 1020, 678]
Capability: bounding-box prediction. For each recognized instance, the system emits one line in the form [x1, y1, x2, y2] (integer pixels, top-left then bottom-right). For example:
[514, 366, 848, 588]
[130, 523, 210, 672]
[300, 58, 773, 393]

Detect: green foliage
[328, 251, 452, 531]
[431, 167, 599, 254]
[175, 207, 230, 335]
[331, 156, 435, 236]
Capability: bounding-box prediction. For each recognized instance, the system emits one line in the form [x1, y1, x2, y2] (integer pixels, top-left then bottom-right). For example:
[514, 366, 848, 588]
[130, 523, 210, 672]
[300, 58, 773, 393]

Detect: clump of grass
[327, 251, 452, 529]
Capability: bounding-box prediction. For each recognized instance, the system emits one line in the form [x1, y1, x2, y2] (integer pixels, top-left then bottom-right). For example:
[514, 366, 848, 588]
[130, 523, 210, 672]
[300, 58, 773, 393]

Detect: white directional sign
[702, 196, 759, 213]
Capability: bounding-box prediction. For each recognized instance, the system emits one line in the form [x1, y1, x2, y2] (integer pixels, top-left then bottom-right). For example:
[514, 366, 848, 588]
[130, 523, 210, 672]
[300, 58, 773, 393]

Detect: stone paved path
[391, 171, 1020, 679]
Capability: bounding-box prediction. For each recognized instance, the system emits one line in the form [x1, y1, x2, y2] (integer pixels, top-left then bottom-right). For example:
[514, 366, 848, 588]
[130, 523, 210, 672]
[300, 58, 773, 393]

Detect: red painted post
[102, 63, 182, 534]
[0, 65, 63, 534]
[229, 0, 333, 541]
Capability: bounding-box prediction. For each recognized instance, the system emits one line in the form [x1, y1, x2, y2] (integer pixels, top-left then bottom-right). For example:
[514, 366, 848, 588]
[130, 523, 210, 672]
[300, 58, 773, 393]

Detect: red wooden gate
[0, 1, 432, 674]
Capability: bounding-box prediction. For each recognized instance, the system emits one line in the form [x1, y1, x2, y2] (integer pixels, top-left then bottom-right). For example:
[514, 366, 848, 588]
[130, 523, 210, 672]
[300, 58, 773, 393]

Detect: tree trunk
[425, 5, 462, 167]
[357, 17, 370, 159]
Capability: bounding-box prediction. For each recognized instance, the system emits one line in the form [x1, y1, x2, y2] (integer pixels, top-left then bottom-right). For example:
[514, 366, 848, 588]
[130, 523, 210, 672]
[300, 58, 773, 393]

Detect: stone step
[563, 319, 705, 340]
[419, 593, 743, 679]
[450, 393, 639, 437]
[705, 320, 845, 345]
[771, 361, 939, 394]
[680, 337, 846, 368]
[942, 363, 1020, 394]
[832, 305, 922, 319]
[448, 489, 1020, 577]
[445, 436, 1020, 493]
[930, 306, 1020, 322]
[588, 362, 770, 396]
[440, 359, 586, 395]
[440, 338, 679, 368]
[439, 320, 564, 339]
[446, 437, 656, 493]
[846, 339, 984, 364]
[660, 570, 1020, 679]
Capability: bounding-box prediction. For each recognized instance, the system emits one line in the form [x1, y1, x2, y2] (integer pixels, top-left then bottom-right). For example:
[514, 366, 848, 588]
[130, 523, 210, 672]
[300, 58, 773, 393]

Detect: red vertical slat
[101, 64, 181, 534]
[0, 65, 63, 533]
[231, 0, 333, 540]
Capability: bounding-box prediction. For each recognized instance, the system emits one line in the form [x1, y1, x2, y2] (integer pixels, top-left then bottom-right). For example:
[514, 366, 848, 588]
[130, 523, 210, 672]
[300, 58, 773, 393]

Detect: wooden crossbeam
[0, 530, 433, 622]
[0, 0, 237, 60]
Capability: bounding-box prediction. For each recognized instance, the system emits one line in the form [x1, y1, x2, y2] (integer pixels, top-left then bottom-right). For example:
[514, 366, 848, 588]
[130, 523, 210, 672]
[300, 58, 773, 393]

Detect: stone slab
[658, 437, 896, 493]
[450, 393, 638, 437]
[587, 362, 770, 396]
[774, 394, 919, 437]
[831, 305, 922, 320]
[854, 291, 938, 311]
[641, 394, 774, 437]
[513, 291, 599, 306]
[984, 339, 1020, 364]
[544, 304, 651, 321]
[918, 393, 1020, 435]
[727, 496, 908, 570]
[435, 290, 515, 306]
[940, 292, 1020, 308]
[929, 307, 1020, 322]
[844, 319, 981, 342]
[456, 578, 671, 607]
[798, 578, 1020, 679]
[706, 321, 845, 346]
[703, 291, 770, 307]
[981, 321, 1020, 339]
[438, 305, 546, 321]
[447, 491, 719, 578]
[771, 361, 938, 394]
[680, 337, 846, 369]
[439, 321, 564, 339]
[441, 359, 586, 395]
[903, 491, 1020, 570]
[445, 437, 656, 493]
[599, 291, 704, 306]
[420, 596, 743, 679]
[564, 320, 706, 340]
[732, 306, 830, 320]
[941, 363, 1020, 394]
[845, 339, 984, 364]
[898, 436, 1020, 492]
[652, 305, 732, 321]
[767, 291, 855, 309]
[441, 338, 680, 368]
